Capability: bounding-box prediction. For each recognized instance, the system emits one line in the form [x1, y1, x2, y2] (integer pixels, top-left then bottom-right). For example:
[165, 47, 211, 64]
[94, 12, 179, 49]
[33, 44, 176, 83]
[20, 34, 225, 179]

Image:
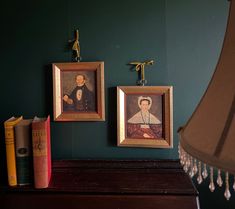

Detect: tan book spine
[15, 119, 33, 185]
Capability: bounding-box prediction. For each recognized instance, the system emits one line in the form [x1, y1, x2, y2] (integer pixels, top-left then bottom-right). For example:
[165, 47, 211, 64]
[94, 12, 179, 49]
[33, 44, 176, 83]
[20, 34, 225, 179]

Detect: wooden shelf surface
[0, 160, 200, 209]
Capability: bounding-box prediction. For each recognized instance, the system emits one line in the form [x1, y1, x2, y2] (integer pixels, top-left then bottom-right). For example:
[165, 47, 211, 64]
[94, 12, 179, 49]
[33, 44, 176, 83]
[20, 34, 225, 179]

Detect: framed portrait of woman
[53, 62, 105, 121]
[117, 86, 173, 148]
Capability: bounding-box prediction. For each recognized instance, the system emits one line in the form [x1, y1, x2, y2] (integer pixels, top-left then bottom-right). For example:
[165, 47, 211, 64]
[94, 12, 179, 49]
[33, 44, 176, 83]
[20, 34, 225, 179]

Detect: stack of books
[3, 116, 51, 189]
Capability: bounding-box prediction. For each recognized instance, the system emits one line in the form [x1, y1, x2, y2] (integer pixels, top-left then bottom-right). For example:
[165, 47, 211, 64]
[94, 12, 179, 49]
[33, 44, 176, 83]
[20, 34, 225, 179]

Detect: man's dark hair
[75, 74, 86, 80]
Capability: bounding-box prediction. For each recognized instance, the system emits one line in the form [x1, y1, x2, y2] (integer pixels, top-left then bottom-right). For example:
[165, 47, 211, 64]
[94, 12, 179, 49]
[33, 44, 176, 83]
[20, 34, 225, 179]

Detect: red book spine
[32, 116, 51, 188]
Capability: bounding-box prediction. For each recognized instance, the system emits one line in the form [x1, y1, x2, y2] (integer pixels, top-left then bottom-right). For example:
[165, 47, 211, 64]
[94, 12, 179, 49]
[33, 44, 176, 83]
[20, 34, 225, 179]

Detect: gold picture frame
[117, 86, 173, 148]
[53, 62, 105, 121]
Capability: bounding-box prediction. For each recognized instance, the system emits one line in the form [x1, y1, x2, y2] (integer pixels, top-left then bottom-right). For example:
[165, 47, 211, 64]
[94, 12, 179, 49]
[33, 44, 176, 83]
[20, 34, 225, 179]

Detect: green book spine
[16, 156, 32, 185]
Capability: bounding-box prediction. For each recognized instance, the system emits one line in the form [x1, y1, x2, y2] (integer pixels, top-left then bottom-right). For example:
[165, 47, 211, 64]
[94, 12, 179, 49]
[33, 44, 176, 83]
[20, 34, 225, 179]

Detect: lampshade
[178, 0, 235, 200]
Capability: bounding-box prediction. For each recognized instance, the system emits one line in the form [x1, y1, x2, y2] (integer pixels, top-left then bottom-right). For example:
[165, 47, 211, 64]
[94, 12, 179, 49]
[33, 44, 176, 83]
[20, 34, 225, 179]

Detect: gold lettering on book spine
[5, 127, 14, 144]
[32, 130, 47, 156]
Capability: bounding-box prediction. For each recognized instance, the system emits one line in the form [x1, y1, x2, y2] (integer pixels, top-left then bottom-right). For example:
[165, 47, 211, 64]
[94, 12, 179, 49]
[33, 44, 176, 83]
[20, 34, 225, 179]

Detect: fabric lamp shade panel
[178, 0, 235, 200]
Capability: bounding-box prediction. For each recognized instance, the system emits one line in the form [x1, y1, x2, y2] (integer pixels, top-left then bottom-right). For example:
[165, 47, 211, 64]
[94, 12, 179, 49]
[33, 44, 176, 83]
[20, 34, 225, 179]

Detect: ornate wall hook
[68, 29, 81, 62]
[128, 60, 154, 86]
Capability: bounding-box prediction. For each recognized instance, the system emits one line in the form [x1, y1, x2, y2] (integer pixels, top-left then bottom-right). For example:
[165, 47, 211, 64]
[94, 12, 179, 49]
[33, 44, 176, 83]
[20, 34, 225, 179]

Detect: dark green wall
[0, 0, 234, 208]
[1, 0, 170, 160]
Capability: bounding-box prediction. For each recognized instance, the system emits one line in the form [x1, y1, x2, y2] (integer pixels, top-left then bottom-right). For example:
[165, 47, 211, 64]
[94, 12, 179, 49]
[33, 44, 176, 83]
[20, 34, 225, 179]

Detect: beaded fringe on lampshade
[178, 144, 234, 200]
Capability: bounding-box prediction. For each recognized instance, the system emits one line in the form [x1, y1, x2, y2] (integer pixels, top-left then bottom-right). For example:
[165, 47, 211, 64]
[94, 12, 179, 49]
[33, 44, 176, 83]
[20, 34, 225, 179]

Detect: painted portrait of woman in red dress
[127, 96, 163, 139]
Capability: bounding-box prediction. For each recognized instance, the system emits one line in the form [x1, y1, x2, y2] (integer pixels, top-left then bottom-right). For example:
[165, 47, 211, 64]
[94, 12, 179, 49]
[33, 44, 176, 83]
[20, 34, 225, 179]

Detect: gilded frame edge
[117, 86, 173, 148]
[52, 62, 105, 121]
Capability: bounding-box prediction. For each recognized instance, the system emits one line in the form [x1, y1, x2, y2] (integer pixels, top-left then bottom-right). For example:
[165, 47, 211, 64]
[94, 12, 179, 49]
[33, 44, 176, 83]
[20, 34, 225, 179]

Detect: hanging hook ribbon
[129, 60, 154, 86]
[69, 29, 81, 62]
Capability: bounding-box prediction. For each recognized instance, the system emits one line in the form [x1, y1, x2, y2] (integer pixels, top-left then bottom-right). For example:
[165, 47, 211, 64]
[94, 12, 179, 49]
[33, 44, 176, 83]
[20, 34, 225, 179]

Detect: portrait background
[126, 94, 163, 123]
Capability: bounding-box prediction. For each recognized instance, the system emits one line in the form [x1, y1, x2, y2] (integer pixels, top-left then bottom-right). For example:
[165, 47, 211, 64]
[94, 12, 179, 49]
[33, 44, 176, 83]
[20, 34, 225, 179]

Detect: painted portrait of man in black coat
[63, 74, 96, 112]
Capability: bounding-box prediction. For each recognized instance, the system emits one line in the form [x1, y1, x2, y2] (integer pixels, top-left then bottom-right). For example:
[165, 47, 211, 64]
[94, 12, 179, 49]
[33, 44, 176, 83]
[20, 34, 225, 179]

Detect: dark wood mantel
[0, 160, 200, 209]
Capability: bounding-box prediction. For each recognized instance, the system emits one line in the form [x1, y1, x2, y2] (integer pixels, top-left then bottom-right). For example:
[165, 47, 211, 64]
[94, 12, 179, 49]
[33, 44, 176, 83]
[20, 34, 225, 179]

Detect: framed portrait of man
[53, 62, 105, 121]
[117, 86, 173, 148]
